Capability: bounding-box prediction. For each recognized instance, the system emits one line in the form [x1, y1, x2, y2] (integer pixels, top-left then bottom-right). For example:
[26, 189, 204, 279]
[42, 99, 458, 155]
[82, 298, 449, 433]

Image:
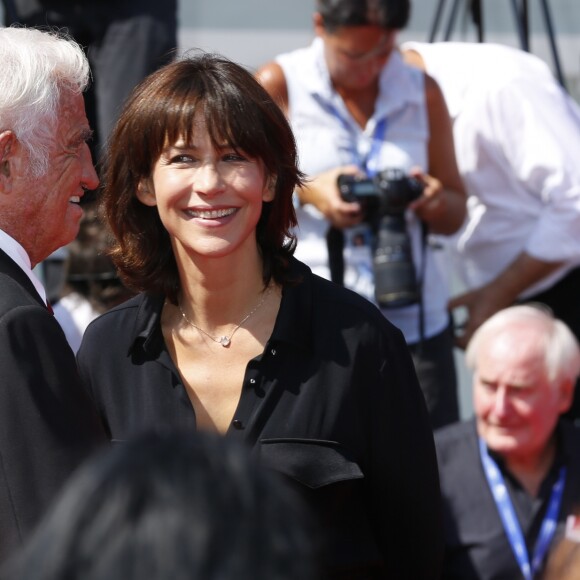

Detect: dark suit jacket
[435, 419, 580, 579]
[0, 248, 107, 562]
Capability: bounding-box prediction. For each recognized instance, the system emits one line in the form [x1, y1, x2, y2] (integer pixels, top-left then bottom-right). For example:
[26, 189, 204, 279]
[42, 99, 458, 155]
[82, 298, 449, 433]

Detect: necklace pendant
[219, 336, 231, 347]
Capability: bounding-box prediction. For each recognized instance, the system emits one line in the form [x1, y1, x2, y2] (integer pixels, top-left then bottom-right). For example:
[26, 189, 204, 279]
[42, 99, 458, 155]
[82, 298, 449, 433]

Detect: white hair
[466, 305, 580, 385]
[0, 26, 90, 176]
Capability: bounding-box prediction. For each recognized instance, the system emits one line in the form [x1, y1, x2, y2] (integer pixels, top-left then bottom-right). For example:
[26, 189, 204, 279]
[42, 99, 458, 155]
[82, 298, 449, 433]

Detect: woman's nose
[193, 162, 226, 197]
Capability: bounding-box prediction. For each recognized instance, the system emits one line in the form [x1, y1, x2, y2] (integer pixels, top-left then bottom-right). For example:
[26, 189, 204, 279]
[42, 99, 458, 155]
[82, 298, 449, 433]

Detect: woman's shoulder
[82, 292, 157, 341]
[89, 292, 144, 320]
[294, 259, 403, 337]
[384, 49, 425, 89]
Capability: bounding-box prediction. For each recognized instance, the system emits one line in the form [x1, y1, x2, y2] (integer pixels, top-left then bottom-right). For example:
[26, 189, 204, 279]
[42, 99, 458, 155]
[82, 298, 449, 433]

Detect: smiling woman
[77, 51, 443, 578]
[101, 53, 299, 304]
[137, 124, 275, 267]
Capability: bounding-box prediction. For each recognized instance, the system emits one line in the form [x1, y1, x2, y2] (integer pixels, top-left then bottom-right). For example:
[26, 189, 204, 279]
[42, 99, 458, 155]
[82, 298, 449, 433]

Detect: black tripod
[428, 0, 566, 89]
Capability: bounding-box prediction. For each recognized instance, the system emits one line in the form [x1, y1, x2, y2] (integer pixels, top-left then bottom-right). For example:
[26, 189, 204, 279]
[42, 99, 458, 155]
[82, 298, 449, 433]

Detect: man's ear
[0, 131, 17, 188]
[557, 378, 575, 414]
[136, 179, 157, 207]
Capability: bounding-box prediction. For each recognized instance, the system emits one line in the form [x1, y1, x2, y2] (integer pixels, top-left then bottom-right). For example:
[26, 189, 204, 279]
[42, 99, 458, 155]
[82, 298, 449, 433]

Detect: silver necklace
[178, 287, 270, 347]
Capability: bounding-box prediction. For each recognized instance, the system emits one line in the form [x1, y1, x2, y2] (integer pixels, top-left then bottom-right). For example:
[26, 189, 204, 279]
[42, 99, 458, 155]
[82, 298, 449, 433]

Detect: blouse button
[232, 419, 243, 430]
[250, 378, 256, 384]
[270, 348, 277, 356]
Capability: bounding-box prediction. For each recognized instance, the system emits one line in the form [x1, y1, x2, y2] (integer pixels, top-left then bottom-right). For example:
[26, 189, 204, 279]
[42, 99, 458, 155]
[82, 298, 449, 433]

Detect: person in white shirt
[403, 41, 580, 419]
[257, 0, 466, 429]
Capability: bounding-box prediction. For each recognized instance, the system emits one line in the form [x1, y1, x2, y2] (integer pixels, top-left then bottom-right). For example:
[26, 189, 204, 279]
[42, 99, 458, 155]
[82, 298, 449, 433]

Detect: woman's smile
[185, 207, 238, 220]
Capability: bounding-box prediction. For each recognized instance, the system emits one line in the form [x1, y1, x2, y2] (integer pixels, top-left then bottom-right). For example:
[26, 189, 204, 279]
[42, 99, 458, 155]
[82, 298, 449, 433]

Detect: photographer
[257, 0, 466, 428]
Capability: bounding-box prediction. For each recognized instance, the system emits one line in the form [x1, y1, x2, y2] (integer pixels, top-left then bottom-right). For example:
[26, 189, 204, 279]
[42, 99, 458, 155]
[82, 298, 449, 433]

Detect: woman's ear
[136, 179, 157, 207]
[262, 175, 276, 203]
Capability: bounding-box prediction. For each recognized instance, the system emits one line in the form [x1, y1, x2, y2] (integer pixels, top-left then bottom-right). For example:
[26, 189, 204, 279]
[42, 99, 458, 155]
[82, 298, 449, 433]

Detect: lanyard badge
[479, 438, 566, 580]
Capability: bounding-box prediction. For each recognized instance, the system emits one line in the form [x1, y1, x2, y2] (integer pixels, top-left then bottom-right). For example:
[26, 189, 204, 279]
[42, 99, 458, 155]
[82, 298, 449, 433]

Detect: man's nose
[81, 143, 99, 191]
[493, 386, 511, 416]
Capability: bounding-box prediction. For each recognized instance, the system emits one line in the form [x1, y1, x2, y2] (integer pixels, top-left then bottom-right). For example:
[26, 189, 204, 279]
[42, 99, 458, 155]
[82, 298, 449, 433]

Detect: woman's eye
[170, 154, 194, 164]
[223, 152, 247, 162]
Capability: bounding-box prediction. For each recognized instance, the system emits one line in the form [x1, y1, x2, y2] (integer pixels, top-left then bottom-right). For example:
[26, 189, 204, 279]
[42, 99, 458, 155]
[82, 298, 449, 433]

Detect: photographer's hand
[449, 253, 562, 349]
[449, 285, 513, 349]
[297, 165, 363, 229]
[408, 168, 466, 234]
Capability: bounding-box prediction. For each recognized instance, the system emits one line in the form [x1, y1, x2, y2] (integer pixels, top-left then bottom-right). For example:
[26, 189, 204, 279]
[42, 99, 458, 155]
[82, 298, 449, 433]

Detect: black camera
[337, 168, 424, 308]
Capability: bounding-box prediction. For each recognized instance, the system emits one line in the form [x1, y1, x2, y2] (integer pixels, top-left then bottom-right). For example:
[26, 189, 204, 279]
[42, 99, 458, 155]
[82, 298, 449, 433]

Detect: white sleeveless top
[276, 38, 449, 343]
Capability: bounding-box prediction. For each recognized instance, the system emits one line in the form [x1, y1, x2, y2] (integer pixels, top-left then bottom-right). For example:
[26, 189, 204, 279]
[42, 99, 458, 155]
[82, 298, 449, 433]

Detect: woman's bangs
[163, 92, 202, 147]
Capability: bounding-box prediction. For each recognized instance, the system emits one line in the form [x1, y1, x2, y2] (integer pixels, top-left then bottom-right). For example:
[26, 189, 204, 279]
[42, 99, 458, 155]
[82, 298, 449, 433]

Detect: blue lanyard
[478, 438, 566, 580]
[321, 98, 388, 177]
[365, 118, 387, 177]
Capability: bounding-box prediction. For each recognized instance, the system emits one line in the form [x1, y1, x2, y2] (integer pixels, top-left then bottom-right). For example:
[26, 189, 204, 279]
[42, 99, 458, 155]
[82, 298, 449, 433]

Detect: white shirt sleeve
[492, 78, 580, 263]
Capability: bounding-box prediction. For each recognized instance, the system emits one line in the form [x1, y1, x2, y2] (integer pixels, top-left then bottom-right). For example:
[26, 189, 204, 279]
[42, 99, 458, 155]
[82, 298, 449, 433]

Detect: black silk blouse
[78, 258, 443, 579]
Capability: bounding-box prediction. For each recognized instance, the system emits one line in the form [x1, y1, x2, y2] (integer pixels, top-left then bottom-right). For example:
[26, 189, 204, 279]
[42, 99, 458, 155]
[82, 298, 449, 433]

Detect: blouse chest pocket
[258, 438, 381, 571]
[258, 438, 364, 489]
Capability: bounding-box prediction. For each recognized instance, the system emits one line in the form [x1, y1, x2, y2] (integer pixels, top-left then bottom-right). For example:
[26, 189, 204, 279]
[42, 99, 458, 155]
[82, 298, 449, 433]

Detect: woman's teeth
[188, 208, 237, 219]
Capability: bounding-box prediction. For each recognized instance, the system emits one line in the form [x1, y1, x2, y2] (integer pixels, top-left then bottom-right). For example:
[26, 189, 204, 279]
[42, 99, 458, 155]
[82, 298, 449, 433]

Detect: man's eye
[508, 386, 531, 398]
[65, 146, 82, 157]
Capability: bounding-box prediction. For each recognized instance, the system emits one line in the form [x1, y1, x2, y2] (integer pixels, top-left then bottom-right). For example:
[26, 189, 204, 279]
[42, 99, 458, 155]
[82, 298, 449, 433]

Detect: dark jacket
[435, 418, 580, 579]
[0, 249, 107, 561]
[78, 258, 443, 579]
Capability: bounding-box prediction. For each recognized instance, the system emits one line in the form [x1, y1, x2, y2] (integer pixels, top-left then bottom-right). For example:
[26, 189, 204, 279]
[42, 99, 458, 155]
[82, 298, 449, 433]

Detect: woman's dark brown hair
[101, 52, 303, 303]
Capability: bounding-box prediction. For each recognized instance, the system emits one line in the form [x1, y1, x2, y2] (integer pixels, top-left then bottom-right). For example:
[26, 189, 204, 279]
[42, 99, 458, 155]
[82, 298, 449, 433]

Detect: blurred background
[2, 2, 577, 98]
[174, 0, 580, 99]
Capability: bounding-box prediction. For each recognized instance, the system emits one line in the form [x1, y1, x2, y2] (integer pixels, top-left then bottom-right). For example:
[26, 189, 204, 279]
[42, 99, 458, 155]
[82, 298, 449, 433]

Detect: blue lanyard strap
[320, 97, 388, 177]
[365, 118, 387, 177]
[478, 438, 566, 580]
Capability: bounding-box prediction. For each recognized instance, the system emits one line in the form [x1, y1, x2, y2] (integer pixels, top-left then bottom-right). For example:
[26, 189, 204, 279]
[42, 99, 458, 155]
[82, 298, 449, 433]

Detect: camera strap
[326, 226, 345, 285]
[416, 220, 428, 351]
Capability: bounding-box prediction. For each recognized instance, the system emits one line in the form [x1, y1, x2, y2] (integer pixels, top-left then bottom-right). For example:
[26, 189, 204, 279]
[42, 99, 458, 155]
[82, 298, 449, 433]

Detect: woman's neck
[176, 251, 267, 328]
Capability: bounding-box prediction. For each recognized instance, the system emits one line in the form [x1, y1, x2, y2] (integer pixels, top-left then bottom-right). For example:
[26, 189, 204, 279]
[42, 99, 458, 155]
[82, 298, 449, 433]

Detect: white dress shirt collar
[0, 228, 48, 305]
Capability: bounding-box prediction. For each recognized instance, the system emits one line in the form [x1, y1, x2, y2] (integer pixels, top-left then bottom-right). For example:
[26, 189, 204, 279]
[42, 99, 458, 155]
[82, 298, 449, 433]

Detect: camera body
[337, 168, 423, 217]
[337, 168, 424, 308]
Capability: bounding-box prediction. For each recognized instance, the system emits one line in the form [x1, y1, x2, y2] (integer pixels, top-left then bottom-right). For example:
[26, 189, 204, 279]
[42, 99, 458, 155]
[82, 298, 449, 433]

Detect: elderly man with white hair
[0, 27, 107, 561]
[434, 305, 580, 579]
